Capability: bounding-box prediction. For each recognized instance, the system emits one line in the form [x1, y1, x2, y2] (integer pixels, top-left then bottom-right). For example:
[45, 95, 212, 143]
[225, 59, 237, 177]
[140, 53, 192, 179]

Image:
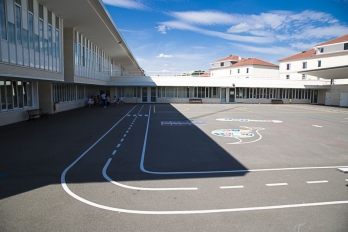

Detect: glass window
[0, 80, 5, 110]
[318, 60, 321, 67]
[246, 68, 249, 73]
[8, 22, 15, 44]
[39, 20, 43, 52]
[302, 62, 307, 69]
[28, 14, 34, 49]
[0, 0, 7, 40]
[286, 63, 290, 70]
[22, 29, 28, 48]
[34, 34, 39, 52]
[55, 30, 59, 58]
[6, 81, 13, 109]
[39, 4, 43, 19]
[18, 81, 23, 108]
[344, 43, 348, 50]
[48, 25, 52, 56]
[28, 0, 33, 12]
[27, 82, 32, 107]
[12, 81, 18, 108]
[23, 82, 27, 107]
[166, 87, 174, 98]
[15, 5, 22, 45]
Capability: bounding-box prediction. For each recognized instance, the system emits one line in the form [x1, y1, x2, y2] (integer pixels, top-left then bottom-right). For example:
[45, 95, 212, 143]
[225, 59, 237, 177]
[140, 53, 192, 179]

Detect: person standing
[101, 92, 106, 108]
[120, 96, 124, 105]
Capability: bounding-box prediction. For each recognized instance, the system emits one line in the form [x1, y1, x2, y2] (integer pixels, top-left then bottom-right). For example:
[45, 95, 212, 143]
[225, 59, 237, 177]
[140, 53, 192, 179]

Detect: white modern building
[0, 0, 347, 126]
[0, 0, 143, 126]
[279, 34, 348, 107]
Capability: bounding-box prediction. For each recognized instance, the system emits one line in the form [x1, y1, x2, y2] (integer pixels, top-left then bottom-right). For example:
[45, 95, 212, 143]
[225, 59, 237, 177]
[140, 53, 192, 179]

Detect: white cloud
[102, 0, 147, 10]
[156, 25, 170, 34]
[156, 53, 173, 58]
[290, 42, 318, 50]
[160, 21, 275, 44]
[230, 43, 298, 56]
[169, 11, 237, 25]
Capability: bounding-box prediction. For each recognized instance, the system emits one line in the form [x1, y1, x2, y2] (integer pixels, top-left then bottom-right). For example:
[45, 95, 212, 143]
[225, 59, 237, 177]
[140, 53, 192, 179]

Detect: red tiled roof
[279, 49, 316, 62]
[213, 54, 243, 63]
[200, 72, 210, 77]
[315, 34, 348, 47]
[231, 58, 278, 67]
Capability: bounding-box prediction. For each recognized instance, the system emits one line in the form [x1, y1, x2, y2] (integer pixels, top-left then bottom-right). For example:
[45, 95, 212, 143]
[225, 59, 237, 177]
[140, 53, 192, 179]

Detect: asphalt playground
[0, 103, 348, 231]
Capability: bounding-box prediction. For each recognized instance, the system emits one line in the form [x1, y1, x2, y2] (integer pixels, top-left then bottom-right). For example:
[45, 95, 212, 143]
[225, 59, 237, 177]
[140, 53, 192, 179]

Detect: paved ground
[0, 103, 348, 231]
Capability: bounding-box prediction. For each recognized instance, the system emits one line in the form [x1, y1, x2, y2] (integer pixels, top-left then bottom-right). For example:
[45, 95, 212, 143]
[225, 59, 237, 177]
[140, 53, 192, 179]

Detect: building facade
[0, 0, 347, 126]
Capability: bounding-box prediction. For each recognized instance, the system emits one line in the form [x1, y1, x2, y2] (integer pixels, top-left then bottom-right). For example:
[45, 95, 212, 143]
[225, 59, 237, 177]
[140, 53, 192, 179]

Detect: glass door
[229, 88, 235, 103]
[151, 87, 157, 103]
[311, 90, 318, 104]
[142, 87, 147, 103]
[221, 88, 226, 103]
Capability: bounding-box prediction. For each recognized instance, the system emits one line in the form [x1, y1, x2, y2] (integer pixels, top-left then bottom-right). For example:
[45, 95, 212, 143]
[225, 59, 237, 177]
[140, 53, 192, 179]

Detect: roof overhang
[38, 0, 142, 73]
[299, 65, 348, 79]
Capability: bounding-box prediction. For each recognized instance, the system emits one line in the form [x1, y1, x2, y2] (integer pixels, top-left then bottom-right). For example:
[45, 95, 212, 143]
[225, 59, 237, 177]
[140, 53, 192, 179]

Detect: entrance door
[311, 90, 318, 104]
[151, 87, 157, 103]
[142, 87, 148, 103]
[221, 88, 226, 103]
[229, 88, 235, 103]
[142, 87, 157, 103]
[325, 92, 331, 105]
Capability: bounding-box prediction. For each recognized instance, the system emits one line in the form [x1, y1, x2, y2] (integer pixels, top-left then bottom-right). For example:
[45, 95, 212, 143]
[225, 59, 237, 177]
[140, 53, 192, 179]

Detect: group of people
[87, 93, 123, 108]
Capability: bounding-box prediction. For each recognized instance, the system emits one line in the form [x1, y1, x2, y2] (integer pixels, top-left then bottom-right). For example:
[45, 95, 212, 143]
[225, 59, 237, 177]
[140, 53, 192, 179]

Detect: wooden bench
[271, 99, 283, 104]
[189, 99, 202, 103]
[27, 108, 48, 121]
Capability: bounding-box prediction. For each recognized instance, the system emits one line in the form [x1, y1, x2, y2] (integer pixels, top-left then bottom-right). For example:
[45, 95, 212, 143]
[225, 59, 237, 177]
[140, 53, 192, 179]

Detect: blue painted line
[307, 117, 348, 125]
[0, 174, 5, 179]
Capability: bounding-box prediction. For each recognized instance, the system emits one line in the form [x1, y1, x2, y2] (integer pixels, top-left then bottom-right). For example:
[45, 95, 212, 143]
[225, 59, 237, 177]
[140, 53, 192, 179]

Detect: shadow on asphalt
[0, 104, 248, 199]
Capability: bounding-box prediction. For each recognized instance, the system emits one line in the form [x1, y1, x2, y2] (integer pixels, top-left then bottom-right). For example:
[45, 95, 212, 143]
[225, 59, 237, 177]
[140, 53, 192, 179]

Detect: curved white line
[61, 105, 348, 214]
[139, 107, 348, 175]
[227, 129, 263, 145]
[103, 158, 198, 191]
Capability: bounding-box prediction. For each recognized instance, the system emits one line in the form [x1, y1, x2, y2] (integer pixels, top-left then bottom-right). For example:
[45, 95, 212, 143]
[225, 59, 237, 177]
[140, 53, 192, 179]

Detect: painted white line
[312, 125, 323, 128]
[220, 186, 244, 189]
[123, 134, 127, 137]
[133, 114, 136, 116]
[266, 183, 288, 187]
[126, 131, 129, 133]
[140, 106, 348, 175]
[345, 179, 348, 182]
[117, 144, 121, 148]
[338, 168, 348, 173]
[139, 114, 142, 116]
[145, 114, 148, 116]
[112, 150, 117, 155]
[120, 138, 124, 142]
[61, 105, 348, 215]
[103, 159, 197, 191]
[127, 114, 131, 116]
[306, 180, 328, 184]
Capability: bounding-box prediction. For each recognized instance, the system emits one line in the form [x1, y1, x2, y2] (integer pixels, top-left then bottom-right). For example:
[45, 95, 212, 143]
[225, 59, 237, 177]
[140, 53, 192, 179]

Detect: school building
[0, 0, 347, 126]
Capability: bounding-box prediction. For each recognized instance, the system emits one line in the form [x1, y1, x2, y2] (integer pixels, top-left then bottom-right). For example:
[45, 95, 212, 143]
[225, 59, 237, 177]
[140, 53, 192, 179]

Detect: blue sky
[102, 0, 348, 73]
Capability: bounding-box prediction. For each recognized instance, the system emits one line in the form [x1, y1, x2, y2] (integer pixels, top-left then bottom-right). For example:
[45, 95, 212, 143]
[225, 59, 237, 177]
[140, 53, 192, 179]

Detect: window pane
[28, 14, 34, 49]
[15, 5, 22, 45]
[8, 22, 15, 44]
[0, 0, 7, 40]
[18, 81, 23, 108]
[39, 21, 43, 52]
[6, 81, 13, 109]
[27, 82, 32, 106]
[0, 80, 5, 110]
[12, 81, 18, 108]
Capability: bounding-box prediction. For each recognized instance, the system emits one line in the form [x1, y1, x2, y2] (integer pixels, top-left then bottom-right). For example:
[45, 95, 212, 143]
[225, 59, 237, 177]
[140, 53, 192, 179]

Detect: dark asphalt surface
[0, 103, 348, 231]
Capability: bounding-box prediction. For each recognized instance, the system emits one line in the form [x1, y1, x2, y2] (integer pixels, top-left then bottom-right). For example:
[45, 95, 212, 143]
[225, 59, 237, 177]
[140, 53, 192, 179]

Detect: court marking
[306, 180, 328, 184]
[103, 158, 198, 191]
[61, 104, 348, 214]
[266, 183, 288, 187]
[140, 105, 348, 175]
[220, 186, 244, 189]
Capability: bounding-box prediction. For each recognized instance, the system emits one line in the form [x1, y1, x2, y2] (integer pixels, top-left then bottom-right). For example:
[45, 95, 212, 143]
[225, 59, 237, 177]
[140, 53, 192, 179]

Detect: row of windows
[157, 87, 221, 99]
[286, 60, 321, 71]
[235, 88, 311, 100]
[0, 80, 33, 111]
[74, 30, 119, 75]
[0, 0, 61, 71]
